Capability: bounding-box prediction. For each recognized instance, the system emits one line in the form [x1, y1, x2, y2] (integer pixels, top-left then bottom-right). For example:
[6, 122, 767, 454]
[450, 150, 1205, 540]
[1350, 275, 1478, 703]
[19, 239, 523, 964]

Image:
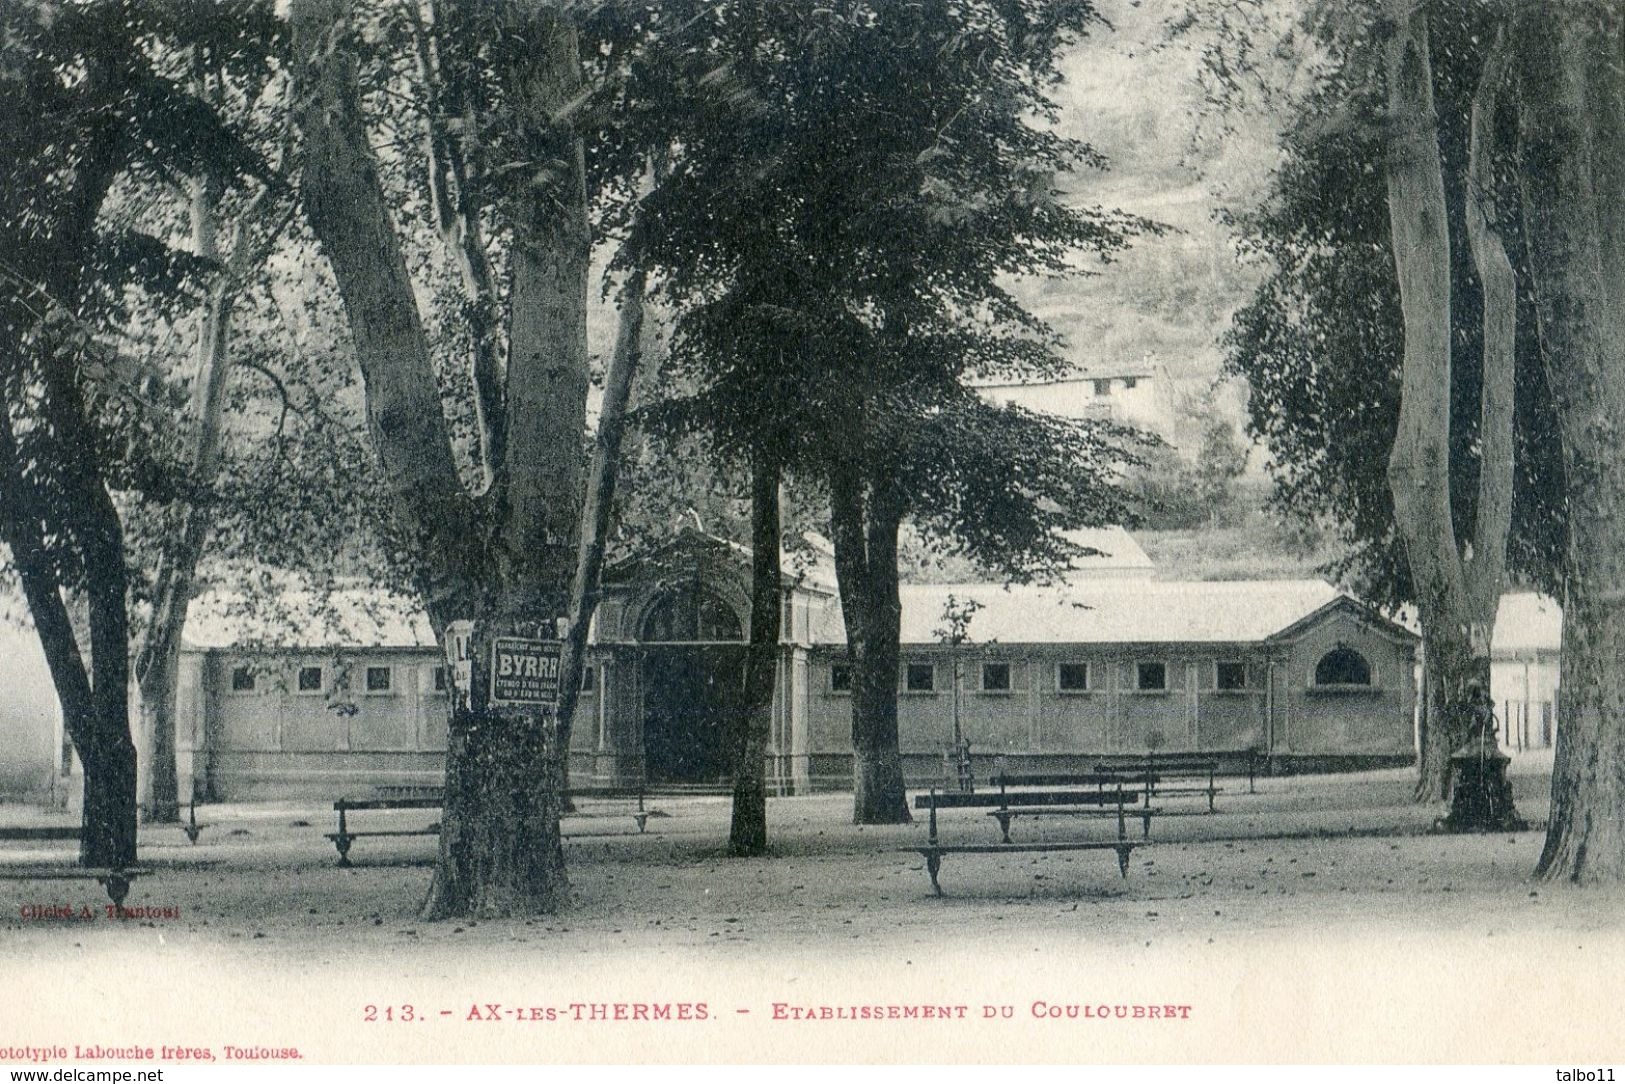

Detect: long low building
[137, 530, 1419, 802]
[801, 579, 1419, 782]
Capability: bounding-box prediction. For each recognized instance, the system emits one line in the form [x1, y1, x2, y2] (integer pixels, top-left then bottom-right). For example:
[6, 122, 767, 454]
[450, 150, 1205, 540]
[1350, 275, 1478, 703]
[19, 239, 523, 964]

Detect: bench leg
[334, 804, 353, 866]
[99, 871, 132, 907]
[1141, 809, 1151, 839]
[922, 792, 944, 894]
[994, 811, 1013, 844]
[1115, 844, 1131, 879]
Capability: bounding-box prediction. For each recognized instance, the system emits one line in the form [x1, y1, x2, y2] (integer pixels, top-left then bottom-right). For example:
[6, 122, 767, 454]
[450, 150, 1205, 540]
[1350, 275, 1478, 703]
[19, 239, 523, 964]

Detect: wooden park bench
[326, 795, 444, 866]
[326, 784, 664, 865]
[0, 865, 152, 906]
[0, 827, 151, 906]
[1096, 755, 1223, 812]
[905, 783, 1146, 896]
[0, 799, 207, 845]
[1093, 750, 1265, 812]
[0, 825, 82, 843]
[982, 771, 1161, 840]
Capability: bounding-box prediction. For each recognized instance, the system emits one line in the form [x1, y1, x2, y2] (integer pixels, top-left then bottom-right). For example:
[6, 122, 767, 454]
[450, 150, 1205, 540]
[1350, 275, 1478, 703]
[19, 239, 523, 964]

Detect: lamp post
[934, 595, 982, 793]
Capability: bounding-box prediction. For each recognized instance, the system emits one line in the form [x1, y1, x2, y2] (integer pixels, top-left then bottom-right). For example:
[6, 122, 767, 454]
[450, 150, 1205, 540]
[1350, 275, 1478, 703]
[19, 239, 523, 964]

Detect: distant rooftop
[183, 588, 436, 650]
[811, 579, 1349, 646]
[1057, 526, 1154, 577]
[1493, 593, 1562, 655]
[970, 365, 1156, 390]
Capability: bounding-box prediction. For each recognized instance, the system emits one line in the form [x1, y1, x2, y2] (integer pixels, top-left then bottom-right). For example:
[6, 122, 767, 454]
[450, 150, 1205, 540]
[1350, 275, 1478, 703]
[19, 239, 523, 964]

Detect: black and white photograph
[1, 0, 1622, 1071]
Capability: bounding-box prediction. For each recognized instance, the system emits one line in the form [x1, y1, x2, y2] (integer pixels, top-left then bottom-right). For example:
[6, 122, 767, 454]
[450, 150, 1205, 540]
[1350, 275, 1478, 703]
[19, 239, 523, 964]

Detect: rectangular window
[1136, 661, 1167, 692]
[1093, 378, 1113, 396]
[365, 666, 393, 694]
[581, 666, 597, 692]
[1123, 376, 1139, 390]
[1057, 662, 1090, 692]
[432, 666, 447, 693]
[230, 666, 256, 693]
[981, 662, 1011, 692]
[905, 663, 936, 693]
[1216, 661, 1248, 691]
[296, 665, 324, 694]
[830, 664, 852, 693]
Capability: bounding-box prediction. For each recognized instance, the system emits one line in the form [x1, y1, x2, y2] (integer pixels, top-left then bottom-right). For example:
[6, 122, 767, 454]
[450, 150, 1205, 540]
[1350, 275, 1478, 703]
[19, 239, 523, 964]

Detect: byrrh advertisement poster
[3, 0, 1624, 1074]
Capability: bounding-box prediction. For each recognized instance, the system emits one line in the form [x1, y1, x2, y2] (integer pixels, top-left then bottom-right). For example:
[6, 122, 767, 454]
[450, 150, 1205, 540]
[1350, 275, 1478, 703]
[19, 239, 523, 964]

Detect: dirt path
[3, 771, 1620, 1063]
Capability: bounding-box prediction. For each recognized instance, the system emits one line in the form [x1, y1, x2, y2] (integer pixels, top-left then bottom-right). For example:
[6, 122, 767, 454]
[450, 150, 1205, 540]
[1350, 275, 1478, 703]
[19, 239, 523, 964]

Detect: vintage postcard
[3, 0, 1624, 1070]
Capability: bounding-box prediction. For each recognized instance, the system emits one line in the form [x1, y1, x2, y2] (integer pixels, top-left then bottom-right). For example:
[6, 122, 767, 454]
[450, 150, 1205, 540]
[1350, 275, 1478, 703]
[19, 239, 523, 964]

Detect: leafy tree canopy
[1214, 0, 1566, 609]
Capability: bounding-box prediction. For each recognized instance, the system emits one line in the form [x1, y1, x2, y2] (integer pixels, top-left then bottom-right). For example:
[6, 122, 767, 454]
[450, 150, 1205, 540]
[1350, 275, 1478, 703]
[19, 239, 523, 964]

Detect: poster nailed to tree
[489, 638, 563, 707]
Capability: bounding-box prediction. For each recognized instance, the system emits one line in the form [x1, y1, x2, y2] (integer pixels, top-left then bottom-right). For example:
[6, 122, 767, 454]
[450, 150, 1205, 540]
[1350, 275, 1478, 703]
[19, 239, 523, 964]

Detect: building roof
[183, 589, 436, 650]
[1493, 593, 1562, 655]
[810, 579, 1350, 647]
[969, 366, 1157, 390]
[1056, 527, 1155, 576]
[605, 527, 838, 592]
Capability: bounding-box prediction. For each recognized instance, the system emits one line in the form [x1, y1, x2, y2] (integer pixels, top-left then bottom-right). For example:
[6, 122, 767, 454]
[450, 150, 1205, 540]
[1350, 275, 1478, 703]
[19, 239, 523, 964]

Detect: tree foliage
[582, 0, 1153, 825]
[3, 0, 401, 849]
[1216, 0, 1566, 611]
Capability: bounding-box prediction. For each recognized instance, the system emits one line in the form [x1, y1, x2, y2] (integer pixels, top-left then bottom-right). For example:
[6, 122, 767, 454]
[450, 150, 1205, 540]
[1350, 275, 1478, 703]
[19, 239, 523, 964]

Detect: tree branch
[290, 0, 480, 627]
[406, 0, 506, 492]
[1462, 27, 1515, 629]
[1381, 3, 1470, 628]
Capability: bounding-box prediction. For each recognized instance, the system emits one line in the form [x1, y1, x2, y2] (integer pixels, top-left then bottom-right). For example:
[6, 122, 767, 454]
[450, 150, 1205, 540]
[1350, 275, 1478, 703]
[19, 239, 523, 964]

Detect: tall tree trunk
[0, 38, 138, 865]
[1517, 1, 1625, 882]
[1416, 615, 1491, 797]
[137, 648, 181, 822]
[134, 176, 269, 822]
[731, 449, 780, 855]
[290, 0, 478, 624]
[292, 0, 586, 916]
[555, 260, 646, 765]
[427, 1, 590, 918]
[1383, 7, 1518, 817]
[1384, 3, 1469, 798]
[1461, 29, 1517, 629]
[0, 410, 136, 868]
[830, 464, 911, 825]
[58, 368, 139, 868]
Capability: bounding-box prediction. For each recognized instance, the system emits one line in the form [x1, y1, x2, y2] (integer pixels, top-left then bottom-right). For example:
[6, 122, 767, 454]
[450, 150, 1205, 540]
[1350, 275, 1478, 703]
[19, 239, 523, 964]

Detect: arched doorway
[638, 583, 746, 784]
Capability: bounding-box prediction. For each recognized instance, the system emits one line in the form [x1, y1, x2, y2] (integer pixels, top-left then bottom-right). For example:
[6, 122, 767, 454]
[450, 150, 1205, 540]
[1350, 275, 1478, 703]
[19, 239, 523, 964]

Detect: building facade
[974, 366, 1167, 433]
[1490, 593, 1562, 757]
[804, 580, 1419, 781]
[0, 626, 67, 805]
[158, 532, 1418, 802]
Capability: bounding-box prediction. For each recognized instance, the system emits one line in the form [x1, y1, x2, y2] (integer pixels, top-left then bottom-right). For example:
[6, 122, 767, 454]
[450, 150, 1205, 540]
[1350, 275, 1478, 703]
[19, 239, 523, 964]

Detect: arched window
[1314, 646, 1372, 686]
[640, 584, 743, 642]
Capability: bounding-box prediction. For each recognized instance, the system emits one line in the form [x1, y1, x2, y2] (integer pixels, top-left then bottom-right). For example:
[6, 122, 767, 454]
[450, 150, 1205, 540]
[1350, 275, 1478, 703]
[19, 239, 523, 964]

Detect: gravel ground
[2, 766, 1621, 1064]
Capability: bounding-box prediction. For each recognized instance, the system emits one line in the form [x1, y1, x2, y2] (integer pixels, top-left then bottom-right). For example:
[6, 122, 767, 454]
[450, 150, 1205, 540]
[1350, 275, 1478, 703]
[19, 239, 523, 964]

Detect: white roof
[1493, 593, 1562, 654]
[812, 579, 1344, 646]
[1057, 527, 1154, 575]
[183, 589, 436, 650]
